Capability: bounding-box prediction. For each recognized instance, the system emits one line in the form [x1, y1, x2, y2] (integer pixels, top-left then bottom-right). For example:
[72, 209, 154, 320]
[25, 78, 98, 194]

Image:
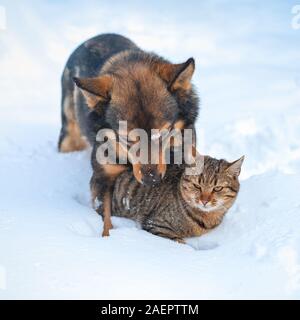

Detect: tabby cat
[111, 155, 244, 243]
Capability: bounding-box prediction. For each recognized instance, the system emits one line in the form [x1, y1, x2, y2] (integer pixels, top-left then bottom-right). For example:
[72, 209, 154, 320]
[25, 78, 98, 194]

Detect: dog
[58, 33, 199, 236]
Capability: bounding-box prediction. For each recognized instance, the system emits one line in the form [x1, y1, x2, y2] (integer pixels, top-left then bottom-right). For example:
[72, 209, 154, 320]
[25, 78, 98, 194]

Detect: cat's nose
[201, 199, 209, 206]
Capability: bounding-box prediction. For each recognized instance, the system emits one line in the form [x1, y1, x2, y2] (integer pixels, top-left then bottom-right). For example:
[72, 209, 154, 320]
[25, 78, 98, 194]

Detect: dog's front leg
[102, 191, 113, 237]
[90, 175, 117, 237]
[91, 164, 127, 237]
[101, 164, 127, 236]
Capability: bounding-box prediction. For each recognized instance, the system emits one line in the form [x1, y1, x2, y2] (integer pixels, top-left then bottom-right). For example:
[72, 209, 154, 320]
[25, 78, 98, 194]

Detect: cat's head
[180, 155, 244, 212]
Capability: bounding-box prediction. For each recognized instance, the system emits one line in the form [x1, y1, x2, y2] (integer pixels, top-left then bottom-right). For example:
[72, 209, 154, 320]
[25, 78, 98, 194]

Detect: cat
[111, 155, 244, 243]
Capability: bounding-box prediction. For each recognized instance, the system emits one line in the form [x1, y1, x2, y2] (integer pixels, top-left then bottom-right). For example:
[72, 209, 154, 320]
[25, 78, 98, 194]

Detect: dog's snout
[142, 174, 161, 186]
[141, 166, 162, 186]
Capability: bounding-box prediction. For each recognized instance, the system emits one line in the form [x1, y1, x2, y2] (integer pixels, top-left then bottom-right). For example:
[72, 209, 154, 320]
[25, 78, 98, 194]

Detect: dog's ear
[154, 58, 195, 91]
[73, 75, 112, 108]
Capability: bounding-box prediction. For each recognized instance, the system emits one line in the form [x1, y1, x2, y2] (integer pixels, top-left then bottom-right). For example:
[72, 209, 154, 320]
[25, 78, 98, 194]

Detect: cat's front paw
[95, 203, 103, 216]
[174, 238, 186, 244]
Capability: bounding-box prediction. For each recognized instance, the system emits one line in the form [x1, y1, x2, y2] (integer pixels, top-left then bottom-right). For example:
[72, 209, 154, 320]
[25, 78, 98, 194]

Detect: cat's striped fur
[112, 155, 244, 242]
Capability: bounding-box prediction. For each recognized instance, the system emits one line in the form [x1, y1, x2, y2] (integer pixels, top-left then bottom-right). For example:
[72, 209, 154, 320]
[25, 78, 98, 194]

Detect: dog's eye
[213, 186, 223, 192]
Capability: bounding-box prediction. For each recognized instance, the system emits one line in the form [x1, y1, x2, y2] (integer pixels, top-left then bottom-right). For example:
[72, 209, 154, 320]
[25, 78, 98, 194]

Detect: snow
[0, 0, 300, 299]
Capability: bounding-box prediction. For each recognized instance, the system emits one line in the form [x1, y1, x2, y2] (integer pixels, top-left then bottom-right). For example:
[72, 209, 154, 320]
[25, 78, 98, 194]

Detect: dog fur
[58, 33, 199, 236]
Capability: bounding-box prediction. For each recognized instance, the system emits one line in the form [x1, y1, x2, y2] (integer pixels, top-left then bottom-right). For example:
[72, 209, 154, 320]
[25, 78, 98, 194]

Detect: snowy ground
[0, 0, 300, 299]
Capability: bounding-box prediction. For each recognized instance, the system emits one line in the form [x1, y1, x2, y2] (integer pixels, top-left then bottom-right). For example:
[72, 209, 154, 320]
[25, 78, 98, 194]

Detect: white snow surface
[0, 0, 300, 299]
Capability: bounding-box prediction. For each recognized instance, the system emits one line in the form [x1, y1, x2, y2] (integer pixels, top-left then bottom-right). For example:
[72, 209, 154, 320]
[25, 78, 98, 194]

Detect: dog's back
[58, 34, 138, 151]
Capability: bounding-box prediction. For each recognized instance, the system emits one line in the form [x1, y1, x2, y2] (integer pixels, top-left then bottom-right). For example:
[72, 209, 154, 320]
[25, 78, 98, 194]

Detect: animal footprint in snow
[72, 193, 91, 208]
[68, 219, 99, 237]
[186, 239, 219, 251]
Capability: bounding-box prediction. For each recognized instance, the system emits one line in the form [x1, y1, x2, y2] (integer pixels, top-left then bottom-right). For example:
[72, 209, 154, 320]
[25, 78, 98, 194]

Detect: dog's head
[74, 55, 196, 186]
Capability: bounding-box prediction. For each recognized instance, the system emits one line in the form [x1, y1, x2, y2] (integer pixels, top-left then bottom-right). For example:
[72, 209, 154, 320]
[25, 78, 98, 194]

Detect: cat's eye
[213, 186, 223, 192]
[193, 183, 202, 191]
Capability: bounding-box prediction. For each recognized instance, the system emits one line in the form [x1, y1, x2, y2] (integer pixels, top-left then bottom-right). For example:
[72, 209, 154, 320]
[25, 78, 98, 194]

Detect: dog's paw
[102, 229, 110, 237]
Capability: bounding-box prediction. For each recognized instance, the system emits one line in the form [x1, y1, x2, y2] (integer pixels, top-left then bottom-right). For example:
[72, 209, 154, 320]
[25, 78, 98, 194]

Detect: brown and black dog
[58, 33, 199, 236]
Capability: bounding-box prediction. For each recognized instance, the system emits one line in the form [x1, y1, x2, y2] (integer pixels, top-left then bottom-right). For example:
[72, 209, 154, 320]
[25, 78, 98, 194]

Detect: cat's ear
[226, 156, 245, 177]
[154, 58, 195, 91]
[185, 147, 205, 176]
[73, 75, 112, 108]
